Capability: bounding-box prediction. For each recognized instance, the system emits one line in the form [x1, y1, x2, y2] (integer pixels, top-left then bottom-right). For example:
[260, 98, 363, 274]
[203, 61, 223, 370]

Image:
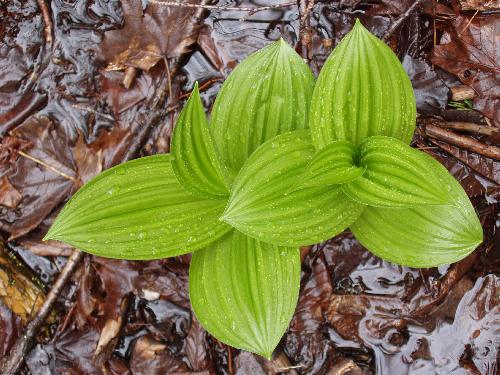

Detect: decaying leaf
[0, 245, 46, 324]
[0, 176, 21, 209]
[431, 15, 500, 125]
[102, 0, 202, 72]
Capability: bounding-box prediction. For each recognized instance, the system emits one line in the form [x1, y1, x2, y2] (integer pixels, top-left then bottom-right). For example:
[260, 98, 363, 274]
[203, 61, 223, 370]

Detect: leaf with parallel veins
[171, 82, 230, 199]
[342, 136, 452, 207]
[309, 19, 416, 149]
[45, 155, 231, 259]
[189, 230, 300, 359]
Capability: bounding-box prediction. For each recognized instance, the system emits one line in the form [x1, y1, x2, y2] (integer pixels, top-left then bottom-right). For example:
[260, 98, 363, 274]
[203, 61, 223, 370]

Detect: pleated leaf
[211, 39, 315, 174]
[291, 140, 365, 191]
[171, 83, 229, 198]
[222, 131, 365, 246]
[309, 19, 416, 149]
[342, 136, 451, 207]
[189, 230, 300, 359]
[45, 155, 231, 259]
[350, 153, 483, 267]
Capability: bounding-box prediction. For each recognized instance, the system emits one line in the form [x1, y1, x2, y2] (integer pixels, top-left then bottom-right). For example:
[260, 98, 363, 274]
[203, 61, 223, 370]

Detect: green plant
[44, 21, 482, 359]
[449, 98, 474, 111]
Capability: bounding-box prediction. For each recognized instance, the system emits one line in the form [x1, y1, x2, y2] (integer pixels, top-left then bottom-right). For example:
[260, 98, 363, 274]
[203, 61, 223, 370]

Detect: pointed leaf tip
[309, 17, 416, 148]
[171, 81, 230, 199]
[211, 38, 315, 173]
[190, 230, 300, 359]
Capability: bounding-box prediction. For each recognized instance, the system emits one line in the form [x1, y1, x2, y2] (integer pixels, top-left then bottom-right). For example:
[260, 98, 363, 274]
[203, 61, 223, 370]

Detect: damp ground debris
[0, 0, 499, 374]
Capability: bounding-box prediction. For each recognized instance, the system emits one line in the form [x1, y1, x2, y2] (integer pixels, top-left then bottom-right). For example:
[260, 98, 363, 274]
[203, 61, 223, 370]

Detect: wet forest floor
[0, 0, 499, 374]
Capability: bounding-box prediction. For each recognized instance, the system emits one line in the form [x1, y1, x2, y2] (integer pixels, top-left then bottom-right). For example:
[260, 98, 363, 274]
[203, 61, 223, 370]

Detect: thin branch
[36, 0, 53, 47]
[425, 124, 500, 160]
[18, 151, 78, 184]
[1, 250, 84, 375]
[383, 0, 426, 41]
[147, 0, 296, 15]
[178, 78, 223, 100]
[433, 121, 498, 136]
[297, 0, 315, 60]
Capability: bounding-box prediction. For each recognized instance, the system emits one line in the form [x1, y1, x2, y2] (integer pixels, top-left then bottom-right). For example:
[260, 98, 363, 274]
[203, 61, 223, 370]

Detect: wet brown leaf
[431, 15, 500, 125]
[101, 0, 201, 72]
[0, 176, 21, 209]
[0, 245, 45, 324]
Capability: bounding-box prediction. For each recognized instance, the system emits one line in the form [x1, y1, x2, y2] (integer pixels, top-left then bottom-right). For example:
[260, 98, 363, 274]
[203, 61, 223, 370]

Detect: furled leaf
[222, 131, 365, 246]
[45, 155, 231, 259]
[211, 39, 315, 174]
[189, 230, 300, 359]
[171, 83, 229, 199]
[350, 153, 483, 267]
[290, 140, 365, 191]
[342, 136, 451, 207]
[309, 19, 416, 149]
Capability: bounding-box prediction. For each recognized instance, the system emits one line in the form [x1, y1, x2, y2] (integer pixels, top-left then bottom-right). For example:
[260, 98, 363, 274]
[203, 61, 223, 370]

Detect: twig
[17, 151, 78, 183]
[459, 9, 479, 35]
[425, 124, 500, 160]
[383, 0, 426, 41]
[36, 0, 53, 47]
[178, 78, 223, 100]
[297, 0, 315, 60]
[71, 104, 115, 122]
[0, 250, 84, 375]
[147, 1, 296, 15]
[433, 121, 498, 136]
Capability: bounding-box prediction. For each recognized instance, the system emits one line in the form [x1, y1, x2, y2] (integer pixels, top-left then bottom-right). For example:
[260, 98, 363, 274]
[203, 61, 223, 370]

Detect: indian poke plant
[45, 21, 483, 359]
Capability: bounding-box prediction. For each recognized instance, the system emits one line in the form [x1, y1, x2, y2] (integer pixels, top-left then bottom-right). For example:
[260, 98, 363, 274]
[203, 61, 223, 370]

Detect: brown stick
[17, 151, 78, 184]
[425, 124, 500, 160]
[383, 0, 426, 41]
[450, 85, 476, 101]
[433, 121, 498, 136]
[36, 0, 53, 47]
[0, 250, 84, 375]
[147, 0, 296, 15]
[297, 0, 315, 60]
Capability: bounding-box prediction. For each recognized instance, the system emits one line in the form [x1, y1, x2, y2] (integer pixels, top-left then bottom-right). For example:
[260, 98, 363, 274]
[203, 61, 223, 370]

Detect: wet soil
[0, 0, 498, 374]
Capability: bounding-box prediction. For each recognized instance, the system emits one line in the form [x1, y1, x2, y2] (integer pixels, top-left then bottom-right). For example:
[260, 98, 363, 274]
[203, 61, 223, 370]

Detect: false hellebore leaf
[309, 19, 416, 149]
[350, 153, 483, 267]
[171, 82, 230, 198]
[211, 39, 315, 174]
[222, 131, 365, 246]
[290, 140, 365, 191]
[342, 136, 452, 207]
[190, 230, 300, 359]
[45, 155, 231, 259]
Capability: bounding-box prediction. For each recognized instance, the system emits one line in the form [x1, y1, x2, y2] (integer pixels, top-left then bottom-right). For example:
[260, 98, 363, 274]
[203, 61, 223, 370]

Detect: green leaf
[189, 230, 300, 359]
[350, 153, 483, 267]
[211, 39, 316, 174]
[171, 83, 230, 199]
[222, 131, 365, 246]
[290, 140, 365, 191]
[342, 136, 451, 207]
[45, 155, 231, 259]
[309, 19, 416, 149]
